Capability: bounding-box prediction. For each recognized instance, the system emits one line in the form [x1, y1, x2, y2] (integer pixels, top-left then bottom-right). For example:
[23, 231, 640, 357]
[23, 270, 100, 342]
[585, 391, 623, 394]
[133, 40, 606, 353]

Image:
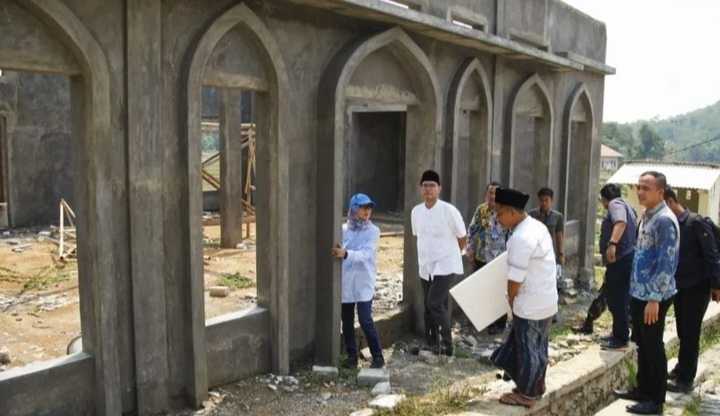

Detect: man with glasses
[411, 169, 467, 356]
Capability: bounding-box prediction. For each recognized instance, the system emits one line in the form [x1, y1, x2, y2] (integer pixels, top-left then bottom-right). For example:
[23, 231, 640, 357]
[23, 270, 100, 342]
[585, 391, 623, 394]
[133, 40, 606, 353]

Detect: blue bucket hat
[349, 193, 376, 209]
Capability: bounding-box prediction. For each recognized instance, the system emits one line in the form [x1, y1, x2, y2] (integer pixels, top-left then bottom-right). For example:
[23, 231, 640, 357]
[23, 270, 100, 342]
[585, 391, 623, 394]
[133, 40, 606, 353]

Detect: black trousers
[606, 254, 633, 342]
[631, 297, 672, 404]
[673, 280, 711, 384]
[421, 275, 454, 348]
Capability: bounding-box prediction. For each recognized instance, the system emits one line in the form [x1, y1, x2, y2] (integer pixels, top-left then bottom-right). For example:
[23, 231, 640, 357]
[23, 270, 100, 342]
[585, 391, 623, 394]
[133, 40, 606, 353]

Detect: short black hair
[600, 183, 622, 201]
[640, 171, 667, 192]
[664, 186, 678, 202]
[486, 181, 501, 190]
[537, 187, 554, 198]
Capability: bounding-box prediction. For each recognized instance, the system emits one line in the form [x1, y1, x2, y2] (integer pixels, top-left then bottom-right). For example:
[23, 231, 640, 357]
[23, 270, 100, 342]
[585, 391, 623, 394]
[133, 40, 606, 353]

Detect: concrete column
[127, 0, 169, 413]
[219, 88, 244, 248]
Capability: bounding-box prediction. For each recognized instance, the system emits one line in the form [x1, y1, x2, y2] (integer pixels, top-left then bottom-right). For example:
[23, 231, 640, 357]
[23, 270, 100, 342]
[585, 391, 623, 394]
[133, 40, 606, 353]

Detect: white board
[450, 252, 511, 332]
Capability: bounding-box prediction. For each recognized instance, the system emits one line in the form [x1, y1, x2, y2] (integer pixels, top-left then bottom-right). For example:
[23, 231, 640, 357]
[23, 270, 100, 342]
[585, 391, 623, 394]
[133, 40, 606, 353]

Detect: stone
[418, 350, 439, 364]
[312, 365, 339, 378]
[357, 368, 390, 386]
[320, 392, 332, 401]
[369, 394, 405, 410]
[267, 384, 277, 392]
[0, 347, 10, 365]
[371, 381, 391, 395]
[209, 286, 230, 298]
[350, 409, 375, 416]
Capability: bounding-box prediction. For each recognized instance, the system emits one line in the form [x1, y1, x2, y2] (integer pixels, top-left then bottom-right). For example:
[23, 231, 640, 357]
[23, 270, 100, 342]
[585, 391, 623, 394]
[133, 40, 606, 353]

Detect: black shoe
[613, 388, 647, 402]
[341, 357, 358, 369]
[601, 338, 629, 350]
[572, 323, 593, 335]
[626, 401, 662, 415]
[667, 379, 693, 394]
[370, 356, 385, 369]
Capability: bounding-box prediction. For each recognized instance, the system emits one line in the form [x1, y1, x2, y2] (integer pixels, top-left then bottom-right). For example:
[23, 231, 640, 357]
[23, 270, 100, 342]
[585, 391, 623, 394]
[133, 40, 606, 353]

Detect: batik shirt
[467, 203, 507, 264]
[630, 201, 680, 302]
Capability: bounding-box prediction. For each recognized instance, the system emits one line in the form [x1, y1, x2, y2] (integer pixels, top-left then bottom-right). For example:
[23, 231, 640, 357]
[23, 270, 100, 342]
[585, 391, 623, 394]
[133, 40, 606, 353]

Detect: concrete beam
[219, 89, 245, 248]
[203, 69, 270, 92]
[127, 0, 170, 412]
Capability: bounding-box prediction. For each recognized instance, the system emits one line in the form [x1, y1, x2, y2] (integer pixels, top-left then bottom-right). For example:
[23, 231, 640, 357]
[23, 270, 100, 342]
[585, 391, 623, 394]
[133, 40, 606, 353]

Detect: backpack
[688, 214, 720, 248]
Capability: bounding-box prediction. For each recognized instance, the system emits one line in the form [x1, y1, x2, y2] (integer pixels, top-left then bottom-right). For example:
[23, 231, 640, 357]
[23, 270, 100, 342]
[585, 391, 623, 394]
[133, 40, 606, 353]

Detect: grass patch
[21, 266, 72, 292]
[625, 360, 638, 389]
[550, 323, 573, 341]
[682, 395, 701, 416]
[375, 382, 485, 416]
[218, 273, 255, 289]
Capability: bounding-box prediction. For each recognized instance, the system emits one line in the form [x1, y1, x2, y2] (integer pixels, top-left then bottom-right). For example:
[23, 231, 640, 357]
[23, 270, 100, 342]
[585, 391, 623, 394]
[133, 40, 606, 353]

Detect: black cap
[495, 187, 529, 210]
[420, 169, 440, 185]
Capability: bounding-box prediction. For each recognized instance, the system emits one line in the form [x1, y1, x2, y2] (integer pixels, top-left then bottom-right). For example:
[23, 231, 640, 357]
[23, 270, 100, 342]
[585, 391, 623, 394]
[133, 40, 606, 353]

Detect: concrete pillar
[219, 88, 244, 248]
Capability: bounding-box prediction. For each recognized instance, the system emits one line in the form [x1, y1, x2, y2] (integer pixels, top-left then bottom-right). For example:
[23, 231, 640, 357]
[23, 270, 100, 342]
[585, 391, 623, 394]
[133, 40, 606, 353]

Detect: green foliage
[601, 100, 720, 163]
[217, 273, 255, 289]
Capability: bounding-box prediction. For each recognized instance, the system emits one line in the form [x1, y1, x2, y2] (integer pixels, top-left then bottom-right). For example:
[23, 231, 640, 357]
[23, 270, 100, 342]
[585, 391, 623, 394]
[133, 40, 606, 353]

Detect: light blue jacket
[342, 222, 380, 303]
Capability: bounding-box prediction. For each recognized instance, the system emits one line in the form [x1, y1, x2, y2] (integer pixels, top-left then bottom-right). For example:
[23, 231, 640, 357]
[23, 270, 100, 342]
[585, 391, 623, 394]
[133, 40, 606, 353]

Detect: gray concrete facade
[0, 0, 612, 414]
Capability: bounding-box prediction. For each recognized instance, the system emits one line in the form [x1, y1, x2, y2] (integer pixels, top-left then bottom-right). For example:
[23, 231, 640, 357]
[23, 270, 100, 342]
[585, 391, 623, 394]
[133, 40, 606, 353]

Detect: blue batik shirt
[630, 201, 680, 301]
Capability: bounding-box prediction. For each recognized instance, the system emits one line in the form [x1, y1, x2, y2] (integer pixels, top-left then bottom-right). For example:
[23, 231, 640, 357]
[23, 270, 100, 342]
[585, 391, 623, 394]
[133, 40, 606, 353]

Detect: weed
[218, 273, 255, 289]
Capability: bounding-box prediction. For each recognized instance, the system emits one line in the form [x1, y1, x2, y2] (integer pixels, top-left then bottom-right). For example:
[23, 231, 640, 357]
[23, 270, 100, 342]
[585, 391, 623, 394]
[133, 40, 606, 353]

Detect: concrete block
[209, 286, 230, 298]
[357, 368, 389, 386]
[371, 381, 391, 396]
[312, 365, 339, 378]
[350, 409, 375, 416]
[369, 394, 405, 410]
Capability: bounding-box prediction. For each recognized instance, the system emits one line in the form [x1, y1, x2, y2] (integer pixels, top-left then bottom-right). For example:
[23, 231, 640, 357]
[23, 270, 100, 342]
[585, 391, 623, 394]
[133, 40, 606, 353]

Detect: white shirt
[341, 222, 380, 303]
[411, 200, 467, 280]
[507, 215, 558, 320]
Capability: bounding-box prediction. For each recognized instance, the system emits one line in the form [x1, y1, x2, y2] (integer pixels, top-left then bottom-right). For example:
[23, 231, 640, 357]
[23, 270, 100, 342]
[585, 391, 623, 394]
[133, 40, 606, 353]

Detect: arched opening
[185, 3, 291, 402]
[507, 74, 554, 197]
[316, 28, 442, 365]
[0, 0, 120, 414]
[447, 58, 493, 219]
[563, 84, 595, 221]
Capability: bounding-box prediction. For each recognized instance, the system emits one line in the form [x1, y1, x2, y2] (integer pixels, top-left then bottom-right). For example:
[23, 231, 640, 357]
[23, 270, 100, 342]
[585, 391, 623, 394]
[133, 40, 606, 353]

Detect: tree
[635, 124, 665, 160]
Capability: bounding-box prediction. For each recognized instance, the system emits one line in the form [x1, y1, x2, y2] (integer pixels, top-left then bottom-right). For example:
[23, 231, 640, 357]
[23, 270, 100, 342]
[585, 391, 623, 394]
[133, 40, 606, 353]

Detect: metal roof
[607, 161, 720, 191]
[601, 144, 623, 158]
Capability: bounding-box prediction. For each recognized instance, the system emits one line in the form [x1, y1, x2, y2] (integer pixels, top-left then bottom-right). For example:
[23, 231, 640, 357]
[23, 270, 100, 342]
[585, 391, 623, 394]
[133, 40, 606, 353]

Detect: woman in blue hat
[331, 193, 385, 368]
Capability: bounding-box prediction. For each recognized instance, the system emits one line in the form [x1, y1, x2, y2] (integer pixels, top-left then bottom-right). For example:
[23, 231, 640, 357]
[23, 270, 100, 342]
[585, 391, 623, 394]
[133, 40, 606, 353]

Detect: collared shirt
[467, 203, 507, 264]
[341, 222, 380, 303]
[506, 216, 559, 320]
[630, 201, 680, 301]
[528, 208, 564, 263]
[599, 198, 638, 264]
[411, 200, 467, 280]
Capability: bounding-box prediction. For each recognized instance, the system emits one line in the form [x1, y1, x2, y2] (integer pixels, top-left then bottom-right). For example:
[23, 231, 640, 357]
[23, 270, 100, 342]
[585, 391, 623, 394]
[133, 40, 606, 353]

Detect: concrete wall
[0, 0, 611, 414]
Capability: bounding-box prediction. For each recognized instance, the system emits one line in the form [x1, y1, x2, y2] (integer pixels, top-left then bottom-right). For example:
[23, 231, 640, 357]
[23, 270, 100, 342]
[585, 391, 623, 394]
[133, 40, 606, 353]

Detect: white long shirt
[507, 215, 559, 320]
[341, 222, 380, 303]
[411, 200, 467, 280]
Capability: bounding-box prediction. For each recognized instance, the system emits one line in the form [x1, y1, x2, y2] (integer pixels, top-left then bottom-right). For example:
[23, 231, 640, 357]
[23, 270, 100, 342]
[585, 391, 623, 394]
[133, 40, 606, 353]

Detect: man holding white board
[490, 187, 558, 409]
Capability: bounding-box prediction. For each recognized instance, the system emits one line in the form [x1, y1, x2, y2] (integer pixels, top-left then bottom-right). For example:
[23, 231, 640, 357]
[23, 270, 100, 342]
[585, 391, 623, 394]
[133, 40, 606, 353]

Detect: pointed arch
[562, 83, 595, 217]
[446, 58, 493, 218]
[507, 73, 554, 195]
[184, 2, 291, 404]
[7, 0, 120, 414]
[316, 27, 442, 365]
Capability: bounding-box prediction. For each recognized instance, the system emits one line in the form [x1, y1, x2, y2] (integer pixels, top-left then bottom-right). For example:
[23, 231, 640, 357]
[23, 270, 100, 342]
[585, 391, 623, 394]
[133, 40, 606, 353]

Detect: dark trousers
[673, 280, 711, 384]
[474, 260, 507, 330]
[583, 282, 607, 325]
[631, 297, 672, 404]
[341, 301, 383, 360]
[421, 275, 453, 348]
[606, 254, 633, 342]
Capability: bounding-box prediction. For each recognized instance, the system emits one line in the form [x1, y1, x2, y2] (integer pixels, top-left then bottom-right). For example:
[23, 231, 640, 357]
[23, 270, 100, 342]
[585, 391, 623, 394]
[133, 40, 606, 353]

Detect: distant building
[600, 144, 623, 172]
[607, 161, 720, 223]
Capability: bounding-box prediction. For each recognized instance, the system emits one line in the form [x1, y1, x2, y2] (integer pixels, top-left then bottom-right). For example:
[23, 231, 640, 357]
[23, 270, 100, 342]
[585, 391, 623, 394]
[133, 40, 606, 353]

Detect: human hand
[712, 289, 720, 303]
[331, 244, 346, 259]
[606, 245, 616, 264]
[644, 301, 659, 325]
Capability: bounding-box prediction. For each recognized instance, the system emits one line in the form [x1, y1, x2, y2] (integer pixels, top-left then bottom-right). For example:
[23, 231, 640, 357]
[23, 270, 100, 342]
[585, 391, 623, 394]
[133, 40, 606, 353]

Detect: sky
[562, 0, 720, 123]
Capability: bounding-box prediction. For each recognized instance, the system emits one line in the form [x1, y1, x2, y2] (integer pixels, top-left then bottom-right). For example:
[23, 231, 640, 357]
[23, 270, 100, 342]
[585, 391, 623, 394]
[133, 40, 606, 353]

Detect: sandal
[499, 392, 536, 409]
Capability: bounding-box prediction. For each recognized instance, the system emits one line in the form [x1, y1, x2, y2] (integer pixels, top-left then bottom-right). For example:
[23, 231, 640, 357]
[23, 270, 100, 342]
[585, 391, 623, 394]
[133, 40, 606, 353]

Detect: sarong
[491, 316, 553, 398]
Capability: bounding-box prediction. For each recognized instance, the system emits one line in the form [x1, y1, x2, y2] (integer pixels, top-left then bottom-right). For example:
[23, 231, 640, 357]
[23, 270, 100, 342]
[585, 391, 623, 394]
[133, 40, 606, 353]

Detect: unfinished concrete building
[0, 0, 614, 415]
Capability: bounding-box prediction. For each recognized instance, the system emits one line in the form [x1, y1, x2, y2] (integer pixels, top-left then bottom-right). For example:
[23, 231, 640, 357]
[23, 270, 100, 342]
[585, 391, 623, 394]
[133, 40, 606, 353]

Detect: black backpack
[688, 214, 720, 250]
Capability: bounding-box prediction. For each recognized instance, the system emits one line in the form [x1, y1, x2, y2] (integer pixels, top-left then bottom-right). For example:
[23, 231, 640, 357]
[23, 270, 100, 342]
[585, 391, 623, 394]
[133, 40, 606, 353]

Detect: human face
[421, 181, 441, 203]
[601, 197, 609, 210]
[355, 205, 373, 221]
[637, 175, 664, 209]
[495, 204, 515, 229]
[538, 195, 553, 212]
[485, 185, 498, 207]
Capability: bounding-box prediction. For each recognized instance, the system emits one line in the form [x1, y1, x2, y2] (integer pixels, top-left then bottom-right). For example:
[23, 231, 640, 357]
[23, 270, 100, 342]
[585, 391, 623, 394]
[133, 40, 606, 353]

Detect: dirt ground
[0, 222, 406, 371]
